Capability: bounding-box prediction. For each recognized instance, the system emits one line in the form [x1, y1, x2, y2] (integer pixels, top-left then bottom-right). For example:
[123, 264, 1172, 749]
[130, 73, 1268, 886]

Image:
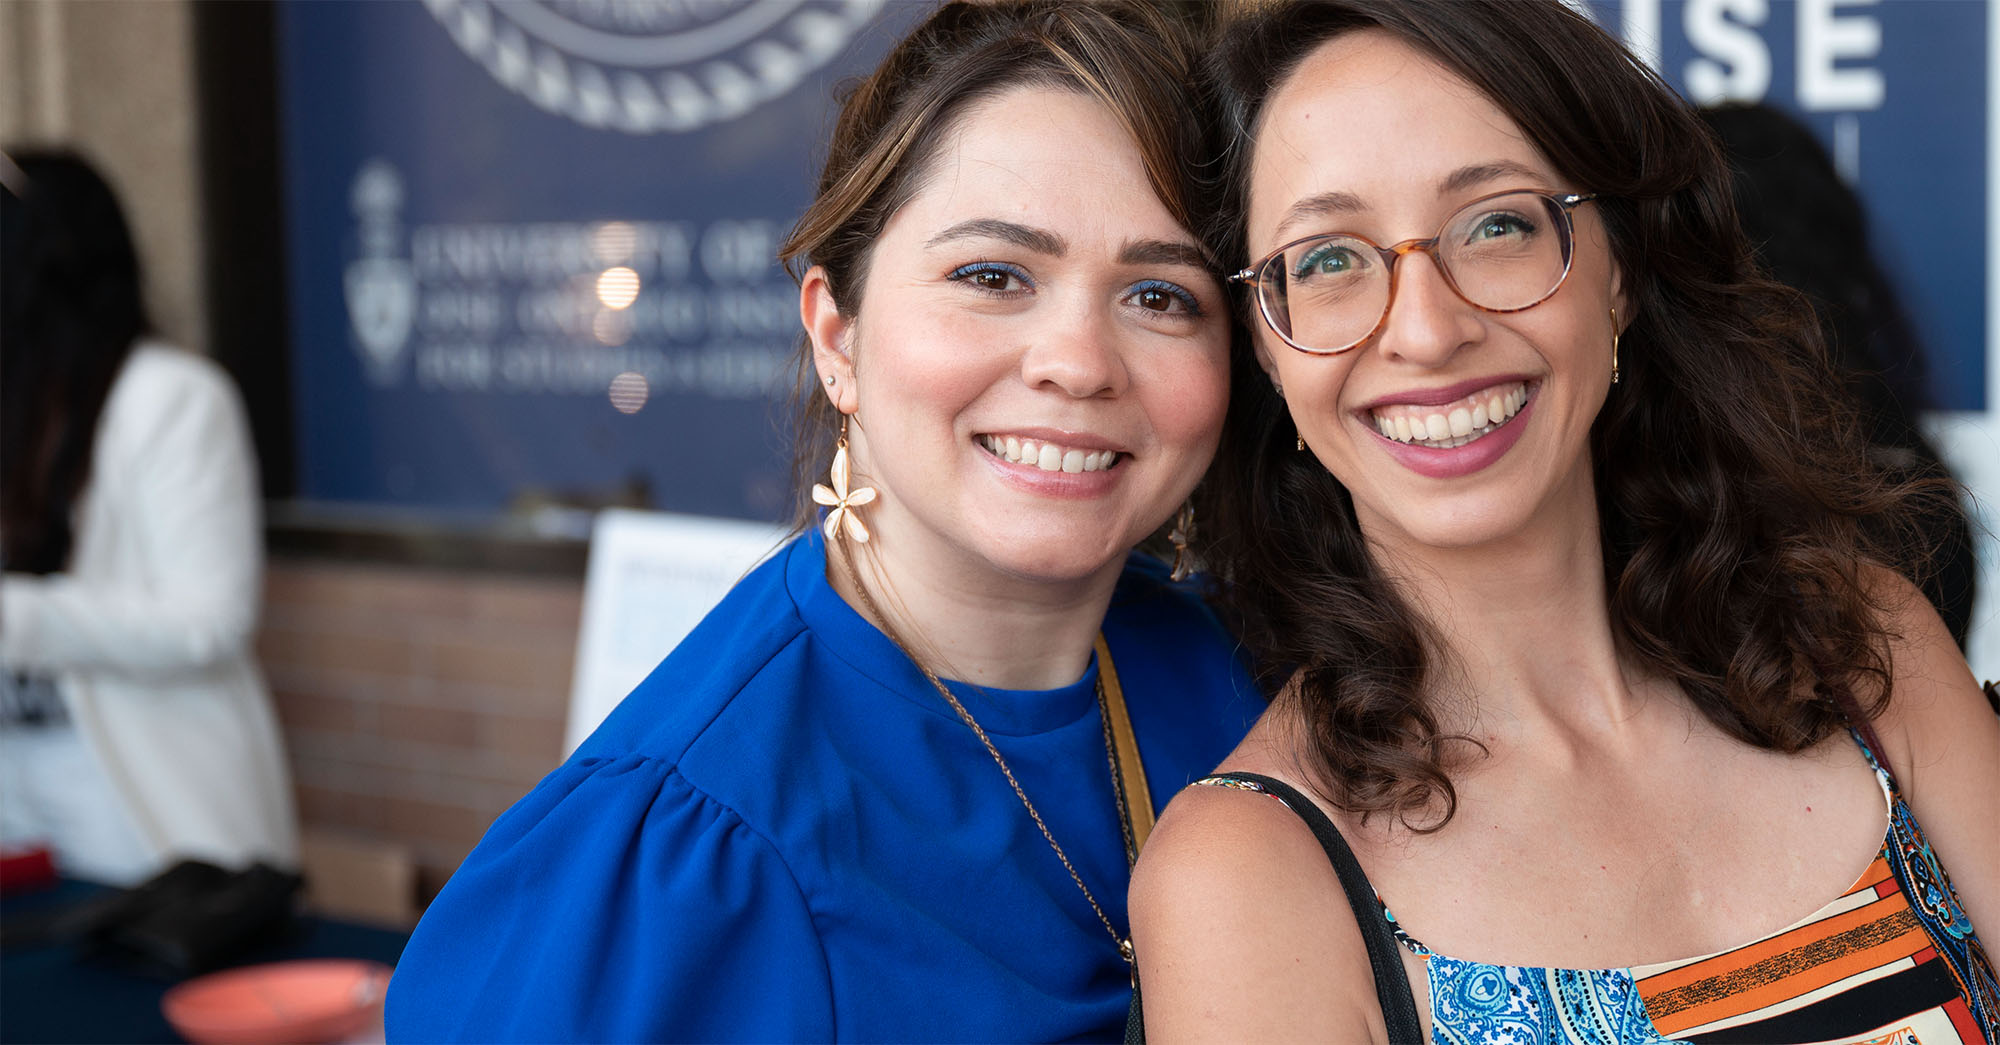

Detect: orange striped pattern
[1630, 854, 1978, 1042]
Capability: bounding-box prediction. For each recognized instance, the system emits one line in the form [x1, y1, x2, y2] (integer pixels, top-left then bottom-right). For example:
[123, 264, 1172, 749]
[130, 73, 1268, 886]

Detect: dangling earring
[1276, 380, 1305, 450]
[1609, 307, 1621, 386]
[812, 414, 877, 544]
[1167, 503, 1197, 582]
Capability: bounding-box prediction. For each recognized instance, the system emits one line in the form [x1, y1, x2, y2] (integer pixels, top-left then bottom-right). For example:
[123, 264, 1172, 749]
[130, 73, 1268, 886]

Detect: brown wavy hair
[1198, 0, 1958, 831]
[775, 0, 1221, 531]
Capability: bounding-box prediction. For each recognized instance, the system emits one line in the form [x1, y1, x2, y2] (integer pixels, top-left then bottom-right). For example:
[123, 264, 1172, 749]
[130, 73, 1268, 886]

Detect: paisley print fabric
[1866, 734, 2000, 1041]
[1420, 957, 1675, 1045]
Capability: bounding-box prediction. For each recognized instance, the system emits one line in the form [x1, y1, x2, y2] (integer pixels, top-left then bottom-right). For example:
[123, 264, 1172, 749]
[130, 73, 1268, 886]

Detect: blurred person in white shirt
[0, 149, 296, 885]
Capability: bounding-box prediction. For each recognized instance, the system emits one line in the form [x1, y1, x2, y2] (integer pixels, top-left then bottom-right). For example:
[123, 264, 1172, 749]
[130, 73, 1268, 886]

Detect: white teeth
[979, 435, 1120, 473]
[1371, 381, 1530, 449]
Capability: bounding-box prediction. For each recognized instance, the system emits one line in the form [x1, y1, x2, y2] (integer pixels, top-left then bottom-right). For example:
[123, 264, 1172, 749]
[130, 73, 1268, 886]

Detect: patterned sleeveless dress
[1196, 731, 1999, 1044]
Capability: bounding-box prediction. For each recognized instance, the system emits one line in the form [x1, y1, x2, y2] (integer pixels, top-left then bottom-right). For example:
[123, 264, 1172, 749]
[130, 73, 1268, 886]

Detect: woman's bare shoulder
[1129, 733, 1385, 1041]
[1130, 712, 1334, 917]
[1860, 566, 1996, 784]
[1859, 565, 2000, 940]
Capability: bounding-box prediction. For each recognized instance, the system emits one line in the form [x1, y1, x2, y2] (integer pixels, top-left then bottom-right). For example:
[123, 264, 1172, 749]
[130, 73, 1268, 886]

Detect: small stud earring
[825, 374, 836, 386]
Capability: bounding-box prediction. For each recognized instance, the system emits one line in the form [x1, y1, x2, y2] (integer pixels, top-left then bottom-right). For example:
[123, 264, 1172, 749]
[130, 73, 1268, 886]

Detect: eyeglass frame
[1228, 189, 1600, 356]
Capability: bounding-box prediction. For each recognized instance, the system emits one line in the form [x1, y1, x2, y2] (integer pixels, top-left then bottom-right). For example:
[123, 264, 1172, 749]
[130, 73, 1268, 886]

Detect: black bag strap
[1125, 978, 1147, 1045]
[1209, 771, 1424, 1043]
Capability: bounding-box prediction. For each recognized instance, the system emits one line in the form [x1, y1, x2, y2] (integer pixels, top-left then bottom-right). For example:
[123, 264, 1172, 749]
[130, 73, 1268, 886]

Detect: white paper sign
[566, 508, 789, 755]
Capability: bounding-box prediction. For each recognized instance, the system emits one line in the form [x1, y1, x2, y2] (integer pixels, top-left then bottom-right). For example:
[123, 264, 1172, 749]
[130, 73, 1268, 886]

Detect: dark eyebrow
[925, 219, 1066, 256]
[1437, 161, 1546, 197]
[1271, 190, 1366, 244]
[1119, 238, 1211, 271]
[1265, 161, 1552, 246]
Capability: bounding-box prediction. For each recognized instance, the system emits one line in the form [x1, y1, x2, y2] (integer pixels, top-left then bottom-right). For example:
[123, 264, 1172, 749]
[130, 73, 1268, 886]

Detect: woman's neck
[824, 532, 1121, 692]
[1365, 478, 1646, 736]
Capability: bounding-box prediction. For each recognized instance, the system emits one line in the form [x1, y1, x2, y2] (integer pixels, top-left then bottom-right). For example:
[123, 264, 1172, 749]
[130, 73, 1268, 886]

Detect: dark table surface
[1, 878, 409, 1044]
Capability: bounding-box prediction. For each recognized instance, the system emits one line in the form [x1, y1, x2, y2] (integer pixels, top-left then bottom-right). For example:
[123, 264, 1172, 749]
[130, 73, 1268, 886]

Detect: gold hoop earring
[1610, 307, 1621, 386]
[812, 414, 877, 544]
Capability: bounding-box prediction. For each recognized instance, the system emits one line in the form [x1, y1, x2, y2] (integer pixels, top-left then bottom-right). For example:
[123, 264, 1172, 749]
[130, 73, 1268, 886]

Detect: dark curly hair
[775, 0, 1222, 532]
[1198, 0, 1954, 831]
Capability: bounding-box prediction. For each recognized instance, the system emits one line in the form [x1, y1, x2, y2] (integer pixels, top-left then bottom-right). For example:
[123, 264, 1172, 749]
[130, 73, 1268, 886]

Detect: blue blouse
[386, 531, 1260, 1042]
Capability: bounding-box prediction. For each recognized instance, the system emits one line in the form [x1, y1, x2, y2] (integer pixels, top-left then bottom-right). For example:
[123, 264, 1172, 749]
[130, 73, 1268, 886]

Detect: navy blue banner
[1593, 0, 1987, 411]
[280, 0, 1990, 522]
[280, 0, 923, 520]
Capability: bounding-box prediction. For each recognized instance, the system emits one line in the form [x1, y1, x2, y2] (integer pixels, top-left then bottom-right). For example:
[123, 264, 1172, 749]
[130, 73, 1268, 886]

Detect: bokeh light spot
[593, 309, 633, 345]
[596, 266, 640, 310]
[608, 371, 649, 414]
[592, 221, 636, 265]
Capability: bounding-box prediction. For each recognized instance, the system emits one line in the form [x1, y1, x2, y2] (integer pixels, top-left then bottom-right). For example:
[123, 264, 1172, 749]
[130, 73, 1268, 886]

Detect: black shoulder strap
[1208, 771, 1425, 1044]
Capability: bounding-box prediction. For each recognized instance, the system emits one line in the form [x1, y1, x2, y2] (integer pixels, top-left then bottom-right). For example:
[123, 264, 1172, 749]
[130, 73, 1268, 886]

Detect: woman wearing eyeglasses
[1128, 2, 1999, 1042]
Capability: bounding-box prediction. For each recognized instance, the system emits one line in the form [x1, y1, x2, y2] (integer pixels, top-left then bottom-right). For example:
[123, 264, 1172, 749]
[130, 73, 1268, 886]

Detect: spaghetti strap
[1843, 720, 1903, 792]
[1830, 691, 1897, 787]
[1192, 773, 1425, 1043]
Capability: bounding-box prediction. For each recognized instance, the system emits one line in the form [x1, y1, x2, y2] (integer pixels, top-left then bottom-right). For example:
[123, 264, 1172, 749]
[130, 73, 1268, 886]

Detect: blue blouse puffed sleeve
[386, 753, 832, 1043]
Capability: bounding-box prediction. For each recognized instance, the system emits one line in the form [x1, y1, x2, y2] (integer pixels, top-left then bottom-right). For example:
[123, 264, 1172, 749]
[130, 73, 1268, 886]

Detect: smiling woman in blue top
[385, 3, 1258, 1041]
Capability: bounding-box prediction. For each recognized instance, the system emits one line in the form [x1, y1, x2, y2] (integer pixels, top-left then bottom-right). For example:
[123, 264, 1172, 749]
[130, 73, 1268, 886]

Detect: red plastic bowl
[161, 959, 392, 1044]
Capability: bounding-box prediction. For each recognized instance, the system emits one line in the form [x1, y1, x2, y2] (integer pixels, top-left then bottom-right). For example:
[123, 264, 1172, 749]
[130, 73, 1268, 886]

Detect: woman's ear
[1252, 336, 1283, 397]
[1614, 288, 1634, 334]
[1608, 251, 1634, 331]
[801, 265, 859, 414]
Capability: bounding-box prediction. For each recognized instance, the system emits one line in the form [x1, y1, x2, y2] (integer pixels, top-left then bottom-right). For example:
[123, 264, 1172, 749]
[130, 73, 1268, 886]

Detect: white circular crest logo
[424, 0, 885, 134]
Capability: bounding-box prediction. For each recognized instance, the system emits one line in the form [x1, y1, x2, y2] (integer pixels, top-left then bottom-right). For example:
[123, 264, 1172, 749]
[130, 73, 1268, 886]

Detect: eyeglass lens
[1263, 191, 1576, 354]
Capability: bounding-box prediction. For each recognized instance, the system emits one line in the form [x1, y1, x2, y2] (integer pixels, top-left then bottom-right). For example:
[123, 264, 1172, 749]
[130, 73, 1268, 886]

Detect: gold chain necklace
[834, 537, 1137, 964]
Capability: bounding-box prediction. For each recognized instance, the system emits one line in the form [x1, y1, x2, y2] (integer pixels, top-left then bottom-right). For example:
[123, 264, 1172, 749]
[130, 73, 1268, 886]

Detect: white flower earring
[812, 414, 877, 544]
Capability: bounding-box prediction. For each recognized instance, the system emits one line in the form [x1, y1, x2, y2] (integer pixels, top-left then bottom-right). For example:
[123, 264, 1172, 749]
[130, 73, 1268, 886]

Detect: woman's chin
[1359, 501, 1538, 555]
[962, 530, 1136, 587]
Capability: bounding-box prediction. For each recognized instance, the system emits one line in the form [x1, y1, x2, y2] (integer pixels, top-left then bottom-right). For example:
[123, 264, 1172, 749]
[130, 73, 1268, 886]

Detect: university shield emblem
[346, 257, 416, 384]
